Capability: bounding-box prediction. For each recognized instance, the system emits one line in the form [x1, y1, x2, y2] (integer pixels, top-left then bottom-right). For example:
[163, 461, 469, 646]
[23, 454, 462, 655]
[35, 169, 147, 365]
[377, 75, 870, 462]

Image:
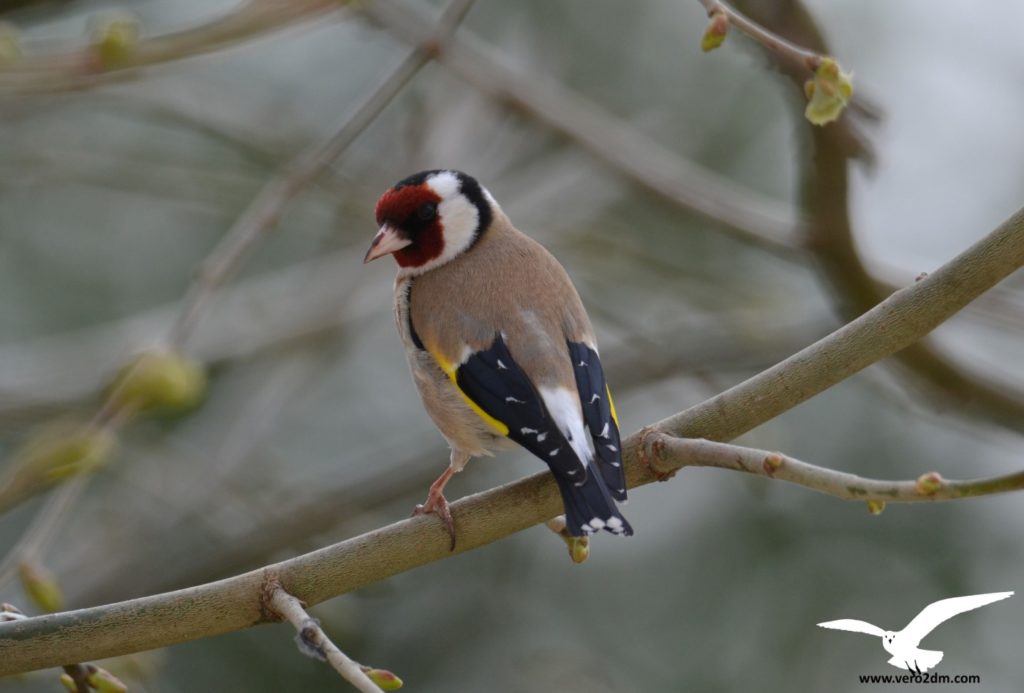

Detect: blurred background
[1, 0, 1023, 691]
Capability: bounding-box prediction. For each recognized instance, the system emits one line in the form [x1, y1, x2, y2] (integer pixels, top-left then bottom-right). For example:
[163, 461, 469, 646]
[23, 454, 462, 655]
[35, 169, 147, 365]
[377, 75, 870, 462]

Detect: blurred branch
[267, 584, 385, 692]
[168, 0, 478, 349]
[0, 0, 344, 93]
[758, 1, 1024, 431]
[644, 436, 1024, 503]
[698, 0, 823, 69]
[3, 202, 1023, 674]
[364, 0, 803, 257]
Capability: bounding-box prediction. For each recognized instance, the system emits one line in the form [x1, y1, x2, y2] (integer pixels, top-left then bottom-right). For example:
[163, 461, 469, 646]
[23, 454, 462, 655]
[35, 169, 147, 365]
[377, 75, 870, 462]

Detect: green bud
[568, 536, 590, 564]
[701, 11, 729, 52]
[18, 561, 63, 613]
[362, 666, 403, 691]
[107, 351, 206, 414]
[866, 499, 886, 516]
[16, 423, 117, 482]
[915, 471, 944, 496]
[803, 56, 854, 126]
[0, 22, 20, 64]
[90, 13, 140, 66]
[762, 452, 784, 475]
[86, 666, 128, 693]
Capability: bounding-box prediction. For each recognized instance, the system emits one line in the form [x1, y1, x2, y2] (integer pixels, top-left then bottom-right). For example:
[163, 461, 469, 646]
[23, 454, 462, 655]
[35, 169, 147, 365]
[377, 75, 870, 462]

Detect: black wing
[453, 333, 631, 536]
[568, 341, 627, 501]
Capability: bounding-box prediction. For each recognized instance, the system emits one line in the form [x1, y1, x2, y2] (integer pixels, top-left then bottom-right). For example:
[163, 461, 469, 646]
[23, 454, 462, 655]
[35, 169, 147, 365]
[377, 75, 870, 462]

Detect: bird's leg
[413, 451, 468, 550]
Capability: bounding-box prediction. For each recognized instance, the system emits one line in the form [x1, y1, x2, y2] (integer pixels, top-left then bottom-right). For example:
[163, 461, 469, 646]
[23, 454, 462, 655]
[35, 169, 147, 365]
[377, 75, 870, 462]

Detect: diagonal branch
[0, 0, 345, 93]
[363, 0, 802, 257]
[2, 203, 1022, 675]
[168, 0, 477, 349]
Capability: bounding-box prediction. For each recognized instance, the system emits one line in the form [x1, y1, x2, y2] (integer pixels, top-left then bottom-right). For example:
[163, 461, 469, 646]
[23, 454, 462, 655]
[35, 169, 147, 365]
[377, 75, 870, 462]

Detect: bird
[364, 169, 632, 547]
[817, 591, 1013, 672]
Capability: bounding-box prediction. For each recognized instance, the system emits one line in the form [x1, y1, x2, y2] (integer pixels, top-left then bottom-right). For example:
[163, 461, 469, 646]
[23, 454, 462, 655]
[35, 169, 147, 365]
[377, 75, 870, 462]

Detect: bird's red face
[365, 182, 444, 268]
[364, 170, 494, 275]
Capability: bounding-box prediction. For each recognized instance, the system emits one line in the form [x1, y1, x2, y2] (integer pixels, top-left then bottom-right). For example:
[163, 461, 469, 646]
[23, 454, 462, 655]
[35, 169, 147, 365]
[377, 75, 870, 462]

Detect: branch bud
[803, 56, 854, 126]
[762, 452, 784, 475]
[1, 602, 27, 622]
[107, 350, 206, 415]
[14, 423, 117, 483]
[89, 13, 140, 66]
[361, 666, 404, 690]
[701, 10, 729, 52]
[86, 665, 128, 693]
[17, 561, 63, 613]
[915, 471, 945, 496]
[866, 499, 886, 515]
[0, 22, 20, 65]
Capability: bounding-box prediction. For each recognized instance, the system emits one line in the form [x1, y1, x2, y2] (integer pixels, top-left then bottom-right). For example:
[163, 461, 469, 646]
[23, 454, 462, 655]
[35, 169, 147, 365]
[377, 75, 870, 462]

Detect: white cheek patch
[405, 171, 480, 274]
[538, 386, 594, 467]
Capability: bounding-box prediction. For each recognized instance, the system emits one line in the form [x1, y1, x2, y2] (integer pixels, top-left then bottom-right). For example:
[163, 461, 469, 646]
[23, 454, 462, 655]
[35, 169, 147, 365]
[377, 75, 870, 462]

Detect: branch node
[638, 427, 676, 481]
[260, 571, 285, 623]
[295, 618, 328, 661]
[915, 471, 945, 497]
[762, 452, 784, 476]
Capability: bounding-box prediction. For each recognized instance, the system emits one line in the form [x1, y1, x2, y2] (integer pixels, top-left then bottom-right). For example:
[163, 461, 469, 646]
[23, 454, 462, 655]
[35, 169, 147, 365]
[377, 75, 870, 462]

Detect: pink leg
[413, 465, 459, 549]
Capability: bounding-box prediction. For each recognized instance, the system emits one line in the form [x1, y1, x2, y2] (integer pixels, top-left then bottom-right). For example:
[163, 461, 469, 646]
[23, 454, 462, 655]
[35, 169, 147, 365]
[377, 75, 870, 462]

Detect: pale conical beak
[363, 225, 412, 263]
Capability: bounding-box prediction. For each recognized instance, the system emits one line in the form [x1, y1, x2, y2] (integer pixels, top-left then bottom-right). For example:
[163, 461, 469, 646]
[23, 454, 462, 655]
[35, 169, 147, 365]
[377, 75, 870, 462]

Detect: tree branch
[0, 0, 344, 93]
[363, 0, 802, 257]
[267, 584, 384, 692]
[2, 203, 1022, 675]
[168, 0, 477, 349]
[644, 436, 1024, 503]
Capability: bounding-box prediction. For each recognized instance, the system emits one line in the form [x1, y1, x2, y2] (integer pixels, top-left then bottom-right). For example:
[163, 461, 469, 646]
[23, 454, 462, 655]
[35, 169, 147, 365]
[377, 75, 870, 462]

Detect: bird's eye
[417, 202, 437, 221]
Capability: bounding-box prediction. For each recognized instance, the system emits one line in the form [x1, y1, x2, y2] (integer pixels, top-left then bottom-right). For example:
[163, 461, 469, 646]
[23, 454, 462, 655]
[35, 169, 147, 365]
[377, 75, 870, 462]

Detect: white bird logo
[817, 591, 1013, 673]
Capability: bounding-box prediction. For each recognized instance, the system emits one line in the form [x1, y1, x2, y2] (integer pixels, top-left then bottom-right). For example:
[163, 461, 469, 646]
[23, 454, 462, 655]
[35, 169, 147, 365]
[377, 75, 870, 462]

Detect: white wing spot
[611, 462, 621, 468]
[606, 517, 623, 530]
[496, 359, 508, 370]
[537, 432, 548, 442]
[589, 393, 600, 404]
[548, 448, 561, 457]
[521, 427, 538, 435]
[588, 517, 606, 530]
[578, 360, 587, 367]
[598, 422, 610, 439]
[606, 444, 618, 452]
[505, 396, 525, 404]
[567, 469, 578, 476]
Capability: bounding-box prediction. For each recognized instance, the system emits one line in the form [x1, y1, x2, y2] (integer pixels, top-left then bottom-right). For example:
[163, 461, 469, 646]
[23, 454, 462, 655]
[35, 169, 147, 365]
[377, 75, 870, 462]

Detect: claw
[412, 492, 457, 550]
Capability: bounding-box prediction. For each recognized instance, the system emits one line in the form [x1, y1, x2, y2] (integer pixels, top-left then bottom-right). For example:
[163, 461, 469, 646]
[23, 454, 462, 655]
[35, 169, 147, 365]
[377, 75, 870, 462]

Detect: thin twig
[644, 435, 1024, 502]
[267, 585, 382, 693]
[167, 0, 476, 349]
[2, 202, 1022, 674]
[364, 0, 802, 256]
[697, 0, 822, 71]
[0, 0, 345, 93]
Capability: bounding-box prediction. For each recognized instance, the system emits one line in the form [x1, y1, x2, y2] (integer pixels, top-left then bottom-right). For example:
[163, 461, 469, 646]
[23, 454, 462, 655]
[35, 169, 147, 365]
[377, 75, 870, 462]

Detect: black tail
[554, 469, 633, 537]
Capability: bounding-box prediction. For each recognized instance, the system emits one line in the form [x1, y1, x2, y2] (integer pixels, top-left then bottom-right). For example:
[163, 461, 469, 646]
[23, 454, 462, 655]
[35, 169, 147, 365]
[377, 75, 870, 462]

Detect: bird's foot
[413, 491, 456, 551]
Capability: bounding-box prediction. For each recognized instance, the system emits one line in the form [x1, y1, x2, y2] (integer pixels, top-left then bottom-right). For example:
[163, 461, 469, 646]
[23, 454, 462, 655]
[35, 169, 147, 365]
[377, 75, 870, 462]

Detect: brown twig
[645, 435, 1024, 503]
[167, 0, 478, 349]
[698, 0, 822, 70]
[267, 584, 384, 692]
[364, 0, 803, 257]
[0, 0, 345, 93]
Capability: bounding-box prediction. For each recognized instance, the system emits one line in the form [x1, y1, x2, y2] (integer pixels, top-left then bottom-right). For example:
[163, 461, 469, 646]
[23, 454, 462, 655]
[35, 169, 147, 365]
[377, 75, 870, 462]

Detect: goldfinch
[365, 170, 632, 545]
